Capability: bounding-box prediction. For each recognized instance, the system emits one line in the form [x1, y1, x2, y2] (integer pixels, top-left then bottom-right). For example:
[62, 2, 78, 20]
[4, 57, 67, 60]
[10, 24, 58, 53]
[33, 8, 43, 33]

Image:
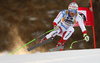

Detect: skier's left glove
[54, 25, 59, 30]
[83, 34, 89, 42]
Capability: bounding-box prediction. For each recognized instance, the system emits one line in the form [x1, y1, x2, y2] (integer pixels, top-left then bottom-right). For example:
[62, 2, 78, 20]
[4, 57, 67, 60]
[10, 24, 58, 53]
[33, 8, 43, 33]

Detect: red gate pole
[92, 16, 96, 48]
[90, 0, 96, 49]
[73, 0, 75, 2]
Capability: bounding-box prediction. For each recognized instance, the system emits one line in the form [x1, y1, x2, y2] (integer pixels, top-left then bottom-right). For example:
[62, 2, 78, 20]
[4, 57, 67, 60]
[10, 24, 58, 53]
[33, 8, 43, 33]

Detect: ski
[49, 46, 64, 52]
[27, 37, 53, 51]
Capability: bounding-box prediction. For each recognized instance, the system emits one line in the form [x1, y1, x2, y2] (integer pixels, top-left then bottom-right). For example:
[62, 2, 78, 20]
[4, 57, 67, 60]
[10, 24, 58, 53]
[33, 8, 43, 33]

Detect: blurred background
[0, 0, 99, 55]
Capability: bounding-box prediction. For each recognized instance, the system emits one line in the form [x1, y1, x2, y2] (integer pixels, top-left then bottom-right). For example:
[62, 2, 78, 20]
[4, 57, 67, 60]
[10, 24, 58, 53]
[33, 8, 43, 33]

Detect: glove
[54, 25, 59, 30]
[83, 34, 89, 42]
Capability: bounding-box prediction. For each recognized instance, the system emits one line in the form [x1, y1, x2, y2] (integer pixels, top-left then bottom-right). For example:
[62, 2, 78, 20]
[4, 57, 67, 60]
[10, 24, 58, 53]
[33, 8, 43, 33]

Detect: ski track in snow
[0, 49, 100, 63]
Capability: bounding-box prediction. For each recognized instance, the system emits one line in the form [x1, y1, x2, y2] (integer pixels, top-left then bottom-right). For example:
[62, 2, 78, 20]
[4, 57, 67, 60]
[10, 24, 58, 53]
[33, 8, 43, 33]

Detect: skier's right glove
[54, 25, 59, 30]
[83, 34, 89, 42]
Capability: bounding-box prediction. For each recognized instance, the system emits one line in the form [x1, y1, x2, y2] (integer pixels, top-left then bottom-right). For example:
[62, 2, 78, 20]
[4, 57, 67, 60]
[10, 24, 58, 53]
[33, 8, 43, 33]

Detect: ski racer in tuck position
[39, 2, 89, 51]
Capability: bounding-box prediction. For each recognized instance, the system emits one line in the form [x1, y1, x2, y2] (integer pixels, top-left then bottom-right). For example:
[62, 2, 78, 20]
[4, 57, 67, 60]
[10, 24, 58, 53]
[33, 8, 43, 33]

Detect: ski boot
[56, 42, 65, 51]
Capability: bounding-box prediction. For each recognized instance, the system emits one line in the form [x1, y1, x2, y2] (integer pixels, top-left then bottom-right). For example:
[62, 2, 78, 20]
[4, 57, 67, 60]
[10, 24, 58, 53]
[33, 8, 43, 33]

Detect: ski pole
[10, 29, 54, 55]
[70, 39, 85, 49]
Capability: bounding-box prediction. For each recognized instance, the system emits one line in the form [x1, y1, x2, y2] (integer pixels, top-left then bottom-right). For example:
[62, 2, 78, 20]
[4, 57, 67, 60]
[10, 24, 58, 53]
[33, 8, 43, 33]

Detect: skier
[39, 2, 89, 51]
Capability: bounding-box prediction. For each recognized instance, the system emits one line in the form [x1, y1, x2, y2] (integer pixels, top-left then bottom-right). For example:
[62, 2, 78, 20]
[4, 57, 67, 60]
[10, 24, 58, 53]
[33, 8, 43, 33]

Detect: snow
[47, 10, 56, 14]
[0, 51, 9, 56]
[29, 17, 37, 21]
[47, 10, 56, 17]
[0, 49, 100, 63]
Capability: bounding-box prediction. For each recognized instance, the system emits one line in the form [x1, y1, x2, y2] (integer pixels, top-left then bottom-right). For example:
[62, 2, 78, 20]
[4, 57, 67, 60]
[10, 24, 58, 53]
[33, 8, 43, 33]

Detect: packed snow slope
[0, 49, 100, 63]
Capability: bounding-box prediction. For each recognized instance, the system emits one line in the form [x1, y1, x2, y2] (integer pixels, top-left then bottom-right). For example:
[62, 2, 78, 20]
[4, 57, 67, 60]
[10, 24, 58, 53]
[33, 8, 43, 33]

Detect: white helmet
[68, 2, 78, 13]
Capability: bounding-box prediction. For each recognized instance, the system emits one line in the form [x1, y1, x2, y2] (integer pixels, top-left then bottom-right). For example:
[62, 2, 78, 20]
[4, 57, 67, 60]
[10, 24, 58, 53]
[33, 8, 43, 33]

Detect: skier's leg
[56, 31, 67, 47]
[45, 30, 60, 39]
[63, 27, 74, 40]
[39, 29, 60, 43]
[56, 27, 74, 51]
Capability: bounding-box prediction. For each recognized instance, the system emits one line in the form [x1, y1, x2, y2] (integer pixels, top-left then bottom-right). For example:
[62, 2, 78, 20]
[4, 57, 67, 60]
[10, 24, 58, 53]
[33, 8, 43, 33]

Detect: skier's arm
[76, 14, 87, 34]
[76, 14, 89, 42]
[53, 12, 62, 26]
[53, 11, 62, 30]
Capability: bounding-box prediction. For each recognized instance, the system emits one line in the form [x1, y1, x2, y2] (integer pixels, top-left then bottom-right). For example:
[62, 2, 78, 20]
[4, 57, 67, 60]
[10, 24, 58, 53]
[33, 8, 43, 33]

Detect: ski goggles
[69, 9, 77, 13]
